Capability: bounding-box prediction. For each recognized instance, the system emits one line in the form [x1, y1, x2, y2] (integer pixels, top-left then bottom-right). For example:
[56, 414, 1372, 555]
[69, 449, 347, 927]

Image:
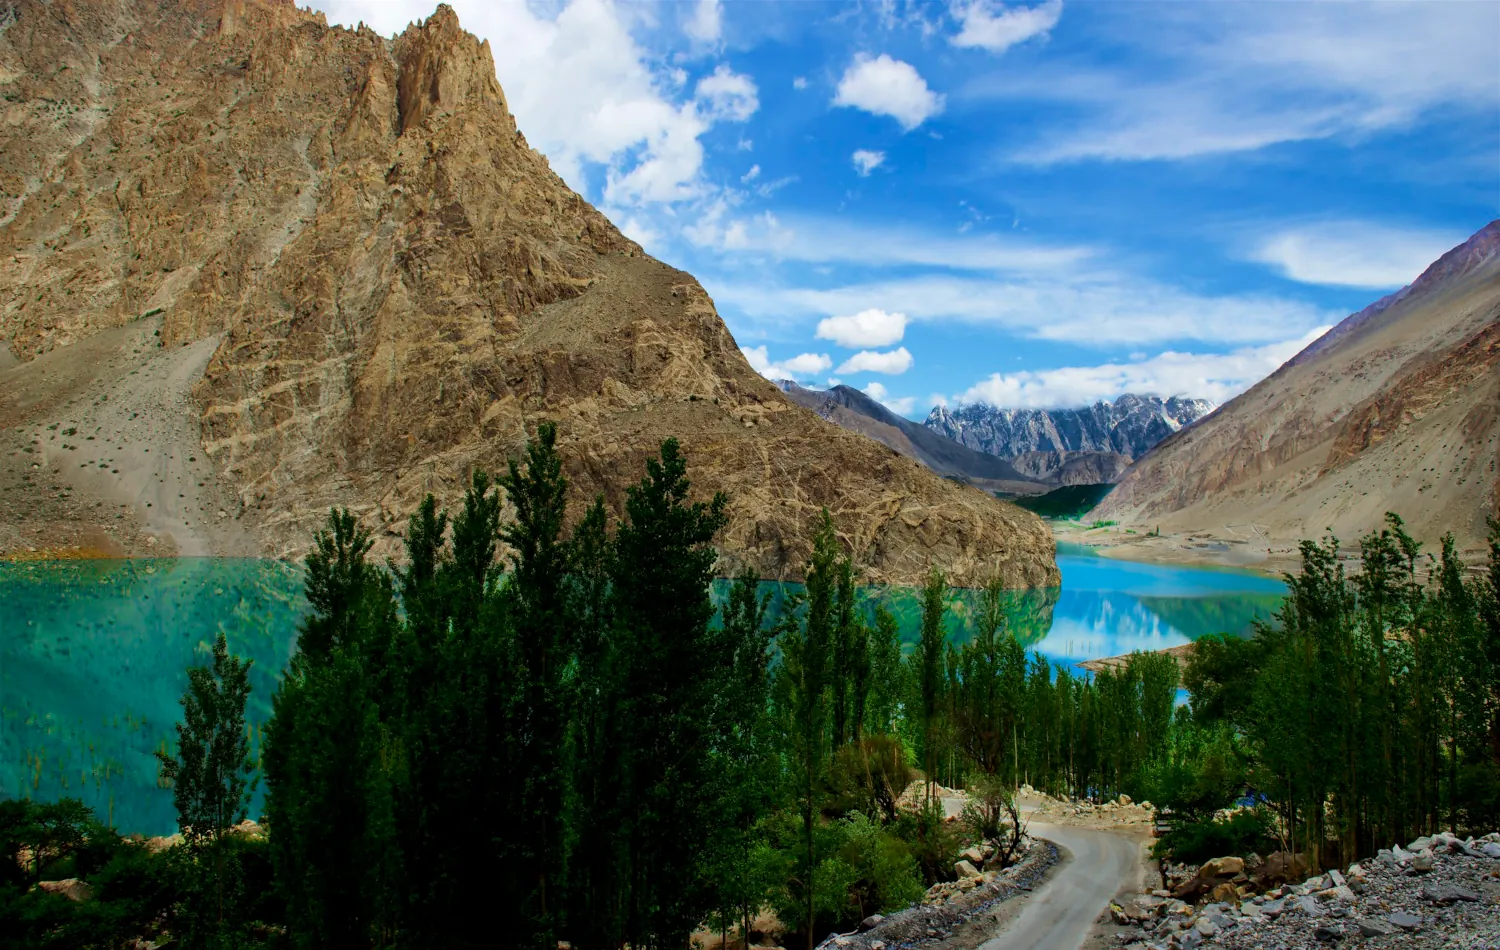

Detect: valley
[1, 2, 1498, 950]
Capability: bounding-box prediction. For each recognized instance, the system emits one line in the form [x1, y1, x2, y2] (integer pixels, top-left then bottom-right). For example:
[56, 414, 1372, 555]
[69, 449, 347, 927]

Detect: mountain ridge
[0, 0, 1058, 588]
[1093, 220, 1500, 560]
[926, 394, 1214, 465]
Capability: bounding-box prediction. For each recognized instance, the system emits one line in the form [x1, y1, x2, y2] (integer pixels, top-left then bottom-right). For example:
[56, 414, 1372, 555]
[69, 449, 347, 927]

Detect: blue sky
[314, 0, 1500, 418]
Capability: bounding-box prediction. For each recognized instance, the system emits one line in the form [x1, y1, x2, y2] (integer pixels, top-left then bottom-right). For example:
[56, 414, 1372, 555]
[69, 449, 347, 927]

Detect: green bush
[1153, 808, 1278, 864]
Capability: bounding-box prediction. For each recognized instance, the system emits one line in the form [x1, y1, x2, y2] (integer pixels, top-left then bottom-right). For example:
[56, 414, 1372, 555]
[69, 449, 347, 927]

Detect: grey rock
[1421, 884, 1480, 904]
[1408, 836, 1433, 852]
[1312, 925, 1342, 942]
[1410, 851, 1435, 872]
[1387, 911, 1422, 932]
[1356, 918, 1396, 936]
[1260, 898, 1286, 917]
[857, 914, 883, 932]
[1194, 916, 1218, 937]
[1295, 895, 1323, 916]
[1483, 842, 1500, 859]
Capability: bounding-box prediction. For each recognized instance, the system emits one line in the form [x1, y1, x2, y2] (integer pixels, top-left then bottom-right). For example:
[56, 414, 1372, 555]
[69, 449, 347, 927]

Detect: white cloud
[864, 381, 918, 416]
[741, 164, 761, 182]
[718, 270, 1336, 348]
[836, 347, 914, 375]
[952, 327, 1329, 409]
[852, 149, 886, 176]
[834, 53, 945, 130]
[1250, 222, 1465, 289]
[951, 0, 1062, 53]
[793, 76, 809, 90]
[979, 2, 1500, 164]
[741, 345, 832, 381]
[816, 308, 908, 348]
[686, 212, 1089, 271]
[695, 64, 759, 122]
[684, 0, 722, 44]
[311, 0, 753, 206]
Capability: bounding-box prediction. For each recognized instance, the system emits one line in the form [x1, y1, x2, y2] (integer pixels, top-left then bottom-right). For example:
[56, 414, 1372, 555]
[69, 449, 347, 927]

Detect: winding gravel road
[977, 823, 1145, 950]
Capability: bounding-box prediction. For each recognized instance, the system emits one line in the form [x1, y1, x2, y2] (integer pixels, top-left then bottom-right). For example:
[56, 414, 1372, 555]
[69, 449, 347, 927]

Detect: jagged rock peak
[393, 4, 508, 135]
[925, 394, 1214, 461]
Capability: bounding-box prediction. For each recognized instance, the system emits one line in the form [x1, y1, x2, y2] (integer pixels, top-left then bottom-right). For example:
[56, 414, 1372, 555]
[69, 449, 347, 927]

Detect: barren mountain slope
[0, 1, 1057, 587]
[1094, 222, 1500, 559]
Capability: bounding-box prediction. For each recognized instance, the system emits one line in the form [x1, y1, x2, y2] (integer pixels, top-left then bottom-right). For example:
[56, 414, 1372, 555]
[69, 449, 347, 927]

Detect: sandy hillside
[1092, 222, 1500, 565]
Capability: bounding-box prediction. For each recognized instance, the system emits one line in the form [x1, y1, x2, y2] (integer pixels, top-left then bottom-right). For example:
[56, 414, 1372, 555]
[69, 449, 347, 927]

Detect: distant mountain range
[1095, 220, 1500, 559]
[925, 395, 1216, 462]
[775, 382, 1048, 494]
[778, 384, 1212, 493]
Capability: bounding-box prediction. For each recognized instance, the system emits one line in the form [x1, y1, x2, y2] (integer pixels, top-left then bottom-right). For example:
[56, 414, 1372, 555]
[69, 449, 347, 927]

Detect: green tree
[156, 631, 255, 940]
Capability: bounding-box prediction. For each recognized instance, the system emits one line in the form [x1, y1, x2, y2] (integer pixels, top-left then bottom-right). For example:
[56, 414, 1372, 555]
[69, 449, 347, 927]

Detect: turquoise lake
[0, 547, 1286, 835]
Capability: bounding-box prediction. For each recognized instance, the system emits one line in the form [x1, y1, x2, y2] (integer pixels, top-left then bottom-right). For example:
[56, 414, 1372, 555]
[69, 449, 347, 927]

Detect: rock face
[0, 1, 1057, 588]
[925, 394, 1214, 471]
[1094, 221, 1500, 560]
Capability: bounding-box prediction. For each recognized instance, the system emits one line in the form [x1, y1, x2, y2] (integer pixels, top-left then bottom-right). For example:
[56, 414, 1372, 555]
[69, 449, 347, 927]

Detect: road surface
[977, 823, 1145, 950]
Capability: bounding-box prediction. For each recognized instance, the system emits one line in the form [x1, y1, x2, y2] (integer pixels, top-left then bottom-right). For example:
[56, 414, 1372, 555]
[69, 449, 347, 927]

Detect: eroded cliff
[0, 1, 1058, 587]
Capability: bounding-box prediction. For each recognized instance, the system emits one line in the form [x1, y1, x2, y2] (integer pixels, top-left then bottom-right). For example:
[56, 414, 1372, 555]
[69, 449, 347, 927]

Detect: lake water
[0, 547, 1285, 835]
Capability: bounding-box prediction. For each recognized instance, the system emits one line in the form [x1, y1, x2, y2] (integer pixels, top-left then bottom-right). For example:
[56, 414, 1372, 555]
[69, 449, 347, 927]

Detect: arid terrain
[1092, 222, 1500, 565]
[0, 0, 1057, 587]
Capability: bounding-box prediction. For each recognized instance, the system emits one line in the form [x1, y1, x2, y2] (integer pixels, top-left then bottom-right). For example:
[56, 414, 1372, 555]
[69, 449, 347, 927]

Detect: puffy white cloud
[834, 54, 945, 130]
[684, 0, 722, 43]
[816, 308, 908, 348]
[951, 327, 1329, 409]
[836, 347, 914, 375]
[950, 0, 1062, 53]
[741, 345, 832, 380]
[793, 76, 809, 90]
[851, 149, 886, 176]
[312, 0, 752, 206]
[1250, 222, 1464, 289]
[864, 381, 918, 416]
[696, 64, 759, 122]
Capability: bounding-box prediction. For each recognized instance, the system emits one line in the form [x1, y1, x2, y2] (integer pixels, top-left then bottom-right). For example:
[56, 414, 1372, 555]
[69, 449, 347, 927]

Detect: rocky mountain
[1094, 221, 1500, 560]
[776, 381, 1049, 494]
[0, 1, 1057, 588]
[926, 394, 1215, 461]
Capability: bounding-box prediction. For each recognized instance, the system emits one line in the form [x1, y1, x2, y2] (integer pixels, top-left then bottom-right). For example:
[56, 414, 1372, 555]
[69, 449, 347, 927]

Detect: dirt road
[976, 823, 1146, 950]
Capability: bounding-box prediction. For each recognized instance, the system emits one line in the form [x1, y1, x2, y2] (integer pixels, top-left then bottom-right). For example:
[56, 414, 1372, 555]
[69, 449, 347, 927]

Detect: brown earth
[0, 0, 1057, 587]
[1093, 222, 1500, 565]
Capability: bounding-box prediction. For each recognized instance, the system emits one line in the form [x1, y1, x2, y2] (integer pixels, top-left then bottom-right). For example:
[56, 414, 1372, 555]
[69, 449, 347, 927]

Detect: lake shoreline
[1050, 521, 1299, 580]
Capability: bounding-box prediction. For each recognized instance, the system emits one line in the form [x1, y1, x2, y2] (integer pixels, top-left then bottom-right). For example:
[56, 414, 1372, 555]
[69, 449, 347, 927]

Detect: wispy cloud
[717, 272, 1336, 348]
[685, 212, 1090, 271]
[973, 2, 1500, 164]
[1249, 221, 1466, 289]
[952, 327, 1329, 408]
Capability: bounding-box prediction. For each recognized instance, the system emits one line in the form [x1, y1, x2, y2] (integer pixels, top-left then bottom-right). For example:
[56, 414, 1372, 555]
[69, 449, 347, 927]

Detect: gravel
[1113, 831, 1500, 950]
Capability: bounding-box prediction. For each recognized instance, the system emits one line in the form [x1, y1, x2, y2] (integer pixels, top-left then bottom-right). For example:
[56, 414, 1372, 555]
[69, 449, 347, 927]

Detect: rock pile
[1022, 787, 1157, 828]
[815, 838, 1058, 950]
[1113, 831, 1500, 949]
